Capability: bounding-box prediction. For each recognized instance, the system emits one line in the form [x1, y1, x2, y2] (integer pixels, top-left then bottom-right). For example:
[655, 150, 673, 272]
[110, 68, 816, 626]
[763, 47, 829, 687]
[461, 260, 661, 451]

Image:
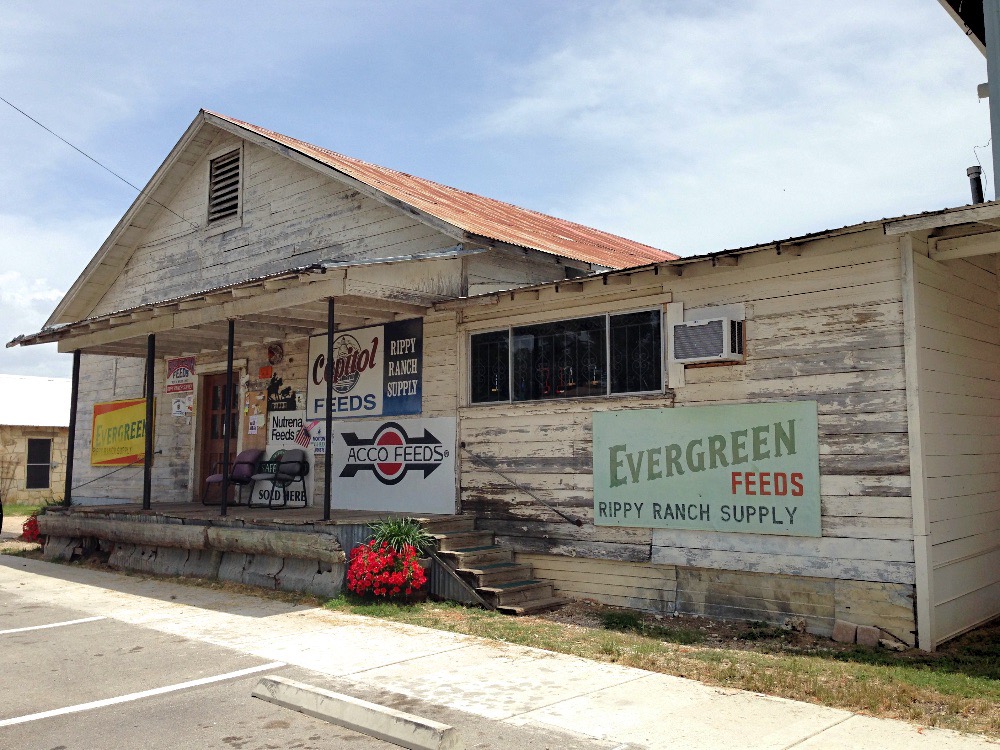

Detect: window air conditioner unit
[672, 318, 743, 364]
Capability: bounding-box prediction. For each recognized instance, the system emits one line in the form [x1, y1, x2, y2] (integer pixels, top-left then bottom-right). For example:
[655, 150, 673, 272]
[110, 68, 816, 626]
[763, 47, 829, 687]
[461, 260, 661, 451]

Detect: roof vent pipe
[968, 166, 986, 204]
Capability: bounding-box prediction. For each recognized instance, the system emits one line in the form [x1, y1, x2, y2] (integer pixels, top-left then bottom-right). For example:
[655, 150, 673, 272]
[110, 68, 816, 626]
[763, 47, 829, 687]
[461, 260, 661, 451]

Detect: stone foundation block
[832, 619, 858, 644]
[857, 625, 881, 648]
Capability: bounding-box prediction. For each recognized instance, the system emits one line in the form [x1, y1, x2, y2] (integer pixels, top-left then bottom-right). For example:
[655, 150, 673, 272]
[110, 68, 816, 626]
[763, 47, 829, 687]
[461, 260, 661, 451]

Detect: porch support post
[63, 350, 81, 507]
[987, 0, 1000, 199]
[324, 297, 334, 521]
[142, 334, 155, 510]
[221, 319, 235, 517]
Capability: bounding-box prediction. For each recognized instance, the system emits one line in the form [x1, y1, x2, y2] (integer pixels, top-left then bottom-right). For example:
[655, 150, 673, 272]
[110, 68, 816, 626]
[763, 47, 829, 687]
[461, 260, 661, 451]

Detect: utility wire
[0, 95, 200, 231]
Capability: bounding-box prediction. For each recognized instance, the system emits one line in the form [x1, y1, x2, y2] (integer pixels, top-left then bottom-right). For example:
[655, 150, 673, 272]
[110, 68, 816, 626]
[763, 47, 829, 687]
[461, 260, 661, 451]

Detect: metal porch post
[324, 297, 334, 521]
[142, 334, 155, 510]
[63, 350, 81, 507]
[986, 0, 1000, 199]
[221, 319, 235, 517]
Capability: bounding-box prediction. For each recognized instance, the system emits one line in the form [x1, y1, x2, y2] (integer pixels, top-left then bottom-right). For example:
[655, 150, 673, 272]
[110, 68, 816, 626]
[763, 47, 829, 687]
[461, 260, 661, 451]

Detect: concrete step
[437, 545, 513, 569]
[497, 596, 569, 616]
[479, 580, 554, 608]
[433, 530, 495, 551]
[420, 515, 476, 534]
[458, 561, 534, 587]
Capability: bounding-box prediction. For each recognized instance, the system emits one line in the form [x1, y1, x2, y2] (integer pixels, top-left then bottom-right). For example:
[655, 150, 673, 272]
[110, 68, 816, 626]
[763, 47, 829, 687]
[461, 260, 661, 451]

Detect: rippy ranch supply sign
[306, 318, 422, 420]
[593, 402, 820, 536]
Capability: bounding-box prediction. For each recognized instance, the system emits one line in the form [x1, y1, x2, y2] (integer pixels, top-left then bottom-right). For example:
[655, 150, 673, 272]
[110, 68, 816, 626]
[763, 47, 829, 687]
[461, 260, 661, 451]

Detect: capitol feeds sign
[330, 417, 457, 514]
[306, 318, 421, 420]
[593, 402, 820, 536]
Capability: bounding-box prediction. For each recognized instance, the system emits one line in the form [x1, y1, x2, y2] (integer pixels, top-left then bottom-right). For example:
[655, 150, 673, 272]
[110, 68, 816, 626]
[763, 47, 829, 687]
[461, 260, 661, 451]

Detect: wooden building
[9, 111, 1000, 651]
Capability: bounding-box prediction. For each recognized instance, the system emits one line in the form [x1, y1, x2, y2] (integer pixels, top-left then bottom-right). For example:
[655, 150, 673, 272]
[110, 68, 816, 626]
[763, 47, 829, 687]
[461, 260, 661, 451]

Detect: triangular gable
[51, 110, 674, 326]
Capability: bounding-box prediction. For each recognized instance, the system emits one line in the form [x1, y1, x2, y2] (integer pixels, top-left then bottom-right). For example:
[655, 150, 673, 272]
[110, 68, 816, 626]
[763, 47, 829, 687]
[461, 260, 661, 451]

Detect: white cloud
[473, 1, 991, 253]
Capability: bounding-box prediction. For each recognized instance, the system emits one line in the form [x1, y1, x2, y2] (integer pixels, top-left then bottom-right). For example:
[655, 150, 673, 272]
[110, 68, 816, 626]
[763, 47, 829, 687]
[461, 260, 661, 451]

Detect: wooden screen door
[199, 373, 240, 493]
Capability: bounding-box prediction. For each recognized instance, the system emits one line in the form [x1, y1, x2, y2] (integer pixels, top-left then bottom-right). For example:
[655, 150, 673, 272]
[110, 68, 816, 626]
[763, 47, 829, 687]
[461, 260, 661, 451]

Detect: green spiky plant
[367, 517, 436, 556]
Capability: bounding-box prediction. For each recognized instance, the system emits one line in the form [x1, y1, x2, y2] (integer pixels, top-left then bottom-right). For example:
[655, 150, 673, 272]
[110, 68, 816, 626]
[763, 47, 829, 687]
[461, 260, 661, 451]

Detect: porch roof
[7, 247, 480, 358]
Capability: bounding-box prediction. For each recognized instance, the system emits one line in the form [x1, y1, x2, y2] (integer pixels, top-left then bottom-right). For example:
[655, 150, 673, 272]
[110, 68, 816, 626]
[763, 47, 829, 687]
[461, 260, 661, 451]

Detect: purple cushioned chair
[202, 448, 265, 506]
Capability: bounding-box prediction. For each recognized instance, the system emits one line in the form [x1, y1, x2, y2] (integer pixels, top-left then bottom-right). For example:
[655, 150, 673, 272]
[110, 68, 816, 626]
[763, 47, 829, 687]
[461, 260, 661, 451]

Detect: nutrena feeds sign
[594, 402, 820, 536]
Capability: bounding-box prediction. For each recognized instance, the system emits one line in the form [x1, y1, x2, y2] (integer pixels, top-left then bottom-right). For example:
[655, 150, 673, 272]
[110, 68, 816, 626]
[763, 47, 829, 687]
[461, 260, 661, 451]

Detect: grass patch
[2, 503, 50, 517]
[599, 610, 705, 645]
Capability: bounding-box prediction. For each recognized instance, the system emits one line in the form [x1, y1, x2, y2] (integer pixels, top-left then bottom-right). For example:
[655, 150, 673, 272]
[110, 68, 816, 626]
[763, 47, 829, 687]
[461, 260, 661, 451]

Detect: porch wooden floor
[62, 502, 460, 528]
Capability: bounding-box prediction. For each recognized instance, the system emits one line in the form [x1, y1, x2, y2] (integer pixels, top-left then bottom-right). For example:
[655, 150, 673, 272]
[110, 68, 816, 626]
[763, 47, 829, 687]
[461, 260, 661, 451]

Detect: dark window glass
[470, 330, 510, 403]
[610, 311, 662, 393]
[512, 317, 606, 401]
[26, 438, 51, 489]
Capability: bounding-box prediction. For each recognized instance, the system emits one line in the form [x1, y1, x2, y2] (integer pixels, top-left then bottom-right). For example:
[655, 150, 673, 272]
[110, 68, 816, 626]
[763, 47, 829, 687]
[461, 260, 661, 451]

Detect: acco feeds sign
[593, 402, 821, 536]
[330, 417, 457, 514]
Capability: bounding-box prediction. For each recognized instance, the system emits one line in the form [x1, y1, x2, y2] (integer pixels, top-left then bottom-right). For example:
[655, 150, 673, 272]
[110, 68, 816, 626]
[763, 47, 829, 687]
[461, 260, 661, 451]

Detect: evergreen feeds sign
[594, 402, 820, 536]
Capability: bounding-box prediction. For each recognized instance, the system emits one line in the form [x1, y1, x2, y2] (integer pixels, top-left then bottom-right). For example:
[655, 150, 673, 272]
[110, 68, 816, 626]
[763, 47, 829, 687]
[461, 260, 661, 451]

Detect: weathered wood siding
[90, 127, 460, 317]
[458, 229, 916, 638]
[910, 252, 1000, 645]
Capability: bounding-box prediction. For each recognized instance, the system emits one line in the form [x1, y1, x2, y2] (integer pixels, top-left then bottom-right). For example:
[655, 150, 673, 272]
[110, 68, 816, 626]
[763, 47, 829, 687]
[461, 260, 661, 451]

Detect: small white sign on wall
[330, 417, 457, 514]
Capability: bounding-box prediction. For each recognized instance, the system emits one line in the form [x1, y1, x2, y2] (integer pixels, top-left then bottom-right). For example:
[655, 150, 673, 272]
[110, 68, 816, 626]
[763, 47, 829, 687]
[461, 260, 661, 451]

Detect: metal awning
[8, 247, 481, 357]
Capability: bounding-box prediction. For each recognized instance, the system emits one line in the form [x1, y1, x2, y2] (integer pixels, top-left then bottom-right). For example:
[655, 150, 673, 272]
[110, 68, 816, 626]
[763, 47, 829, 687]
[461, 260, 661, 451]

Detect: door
[199, 373, 240, 492]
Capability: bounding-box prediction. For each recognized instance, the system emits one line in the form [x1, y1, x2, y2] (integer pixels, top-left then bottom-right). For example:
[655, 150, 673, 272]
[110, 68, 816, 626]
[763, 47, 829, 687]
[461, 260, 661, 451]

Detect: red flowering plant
[21, 515, 40, 543]
[346, 540, 427, 600]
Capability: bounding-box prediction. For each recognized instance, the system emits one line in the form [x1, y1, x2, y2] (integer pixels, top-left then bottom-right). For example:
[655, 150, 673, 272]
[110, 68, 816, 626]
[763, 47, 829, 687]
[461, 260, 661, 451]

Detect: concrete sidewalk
[0, 556, 995, 750]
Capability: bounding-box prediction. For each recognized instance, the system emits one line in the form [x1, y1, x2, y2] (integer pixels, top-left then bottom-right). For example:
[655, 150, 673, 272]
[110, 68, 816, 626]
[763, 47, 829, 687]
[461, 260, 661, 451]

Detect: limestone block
[218, 552, 251, 584]
[831, 619, 858, 644]
[856, 625, 881, 648]
[242, 554, 283, 589]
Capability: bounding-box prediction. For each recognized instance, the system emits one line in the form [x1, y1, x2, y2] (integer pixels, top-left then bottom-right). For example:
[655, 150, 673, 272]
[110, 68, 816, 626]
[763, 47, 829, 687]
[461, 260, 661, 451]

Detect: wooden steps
[432, 521, 566, 615]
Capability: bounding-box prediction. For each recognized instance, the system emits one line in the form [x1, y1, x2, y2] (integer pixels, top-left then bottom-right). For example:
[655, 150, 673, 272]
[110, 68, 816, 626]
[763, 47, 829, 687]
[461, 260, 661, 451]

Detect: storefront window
[513, 316, 606, 401]
[470, 310, 661, 404]
[610, 310, 662, 394]
[470, 330, 510, 403]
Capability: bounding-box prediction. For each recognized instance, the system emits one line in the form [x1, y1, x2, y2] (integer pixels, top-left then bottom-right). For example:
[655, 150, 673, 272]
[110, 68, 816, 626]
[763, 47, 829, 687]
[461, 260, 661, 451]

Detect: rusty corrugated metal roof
[207, 111, 676, 269]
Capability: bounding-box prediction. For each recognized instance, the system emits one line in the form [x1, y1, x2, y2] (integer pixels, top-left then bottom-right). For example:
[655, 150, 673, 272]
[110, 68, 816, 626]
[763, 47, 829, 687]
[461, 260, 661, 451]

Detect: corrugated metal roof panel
[206, 111, 676, 270]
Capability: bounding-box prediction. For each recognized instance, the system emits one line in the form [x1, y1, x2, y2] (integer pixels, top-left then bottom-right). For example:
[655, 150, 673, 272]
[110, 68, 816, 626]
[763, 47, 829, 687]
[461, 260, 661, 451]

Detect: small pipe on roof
[968, 166, 986, 204]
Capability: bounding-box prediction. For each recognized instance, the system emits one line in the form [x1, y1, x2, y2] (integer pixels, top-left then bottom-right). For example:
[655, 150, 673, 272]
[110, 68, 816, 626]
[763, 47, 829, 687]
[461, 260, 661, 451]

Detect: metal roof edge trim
[8, 246, 479, 349]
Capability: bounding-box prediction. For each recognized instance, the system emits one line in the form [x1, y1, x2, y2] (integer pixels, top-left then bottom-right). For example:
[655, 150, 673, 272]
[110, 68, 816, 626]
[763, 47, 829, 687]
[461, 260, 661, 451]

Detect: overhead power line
[0, 95, 200, 231]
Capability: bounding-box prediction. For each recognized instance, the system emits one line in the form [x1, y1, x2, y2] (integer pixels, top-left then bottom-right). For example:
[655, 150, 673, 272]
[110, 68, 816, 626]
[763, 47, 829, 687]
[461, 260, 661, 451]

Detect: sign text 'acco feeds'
[593, 402, 821, 536]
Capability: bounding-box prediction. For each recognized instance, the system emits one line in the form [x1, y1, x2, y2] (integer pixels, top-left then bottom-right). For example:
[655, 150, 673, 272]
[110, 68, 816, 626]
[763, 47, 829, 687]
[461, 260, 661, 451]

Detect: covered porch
[9, 249, 473, 519]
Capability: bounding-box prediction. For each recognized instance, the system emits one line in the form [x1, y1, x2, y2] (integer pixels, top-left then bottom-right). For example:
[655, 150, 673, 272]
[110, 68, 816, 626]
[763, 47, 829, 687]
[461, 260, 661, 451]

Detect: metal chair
[201, 448, 265, 506]
[248, 448, 310, 508]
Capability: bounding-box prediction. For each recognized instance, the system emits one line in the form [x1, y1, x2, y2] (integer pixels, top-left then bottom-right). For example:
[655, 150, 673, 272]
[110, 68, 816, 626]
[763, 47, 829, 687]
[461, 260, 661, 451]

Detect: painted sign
[165, 357, 195, 393]
[306, 318, 422, 420]
[593, 402, 820, 536]
[166, 357, 195, 416]
[248, 410, 315, 507]
[330, 417, 456, 514]
[91, 398, 152, 466]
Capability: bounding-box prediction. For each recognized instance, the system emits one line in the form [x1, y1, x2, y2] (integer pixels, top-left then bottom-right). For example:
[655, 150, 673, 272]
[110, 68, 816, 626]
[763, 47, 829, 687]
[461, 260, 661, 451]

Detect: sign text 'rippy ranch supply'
[306, 318, 422, 420]
[91, 398, 153, 466]
[593, 402, 820, 536]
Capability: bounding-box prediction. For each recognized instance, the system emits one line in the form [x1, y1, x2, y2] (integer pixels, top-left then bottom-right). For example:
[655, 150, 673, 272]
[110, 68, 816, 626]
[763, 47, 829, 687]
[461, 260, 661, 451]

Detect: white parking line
[0, 616, 106, 635]
[0, 662, 287, 727]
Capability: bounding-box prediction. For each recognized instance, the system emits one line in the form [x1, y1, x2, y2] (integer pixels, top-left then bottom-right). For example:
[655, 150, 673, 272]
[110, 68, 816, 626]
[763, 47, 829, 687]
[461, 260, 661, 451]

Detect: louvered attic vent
[208, 149, 241, 223]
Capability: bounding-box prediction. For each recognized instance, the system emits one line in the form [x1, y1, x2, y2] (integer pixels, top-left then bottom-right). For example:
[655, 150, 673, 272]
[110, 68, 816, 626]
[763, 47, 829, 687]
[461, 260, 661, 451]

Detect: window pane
[27, 438, 51, 464]
[610, 311, 662, 393]
[512, 317, 606, 401]
[26, 464, 50, 490]
[470, 330, 509, 403]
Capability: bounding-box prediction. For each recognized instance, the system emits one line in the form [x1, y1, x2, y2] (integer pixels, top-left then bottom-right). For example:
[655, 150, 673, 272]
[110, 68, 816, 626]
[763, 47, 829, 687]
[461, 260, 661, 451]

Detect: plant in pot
[346, 518, 435, 602]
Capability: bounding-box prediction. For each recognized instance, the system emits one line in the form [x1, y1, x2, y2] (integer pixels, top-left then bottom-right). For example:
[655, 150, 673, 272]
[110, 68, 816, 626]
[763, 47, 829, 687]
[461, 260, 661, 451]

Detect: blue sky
[0, 1, 990, 377]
